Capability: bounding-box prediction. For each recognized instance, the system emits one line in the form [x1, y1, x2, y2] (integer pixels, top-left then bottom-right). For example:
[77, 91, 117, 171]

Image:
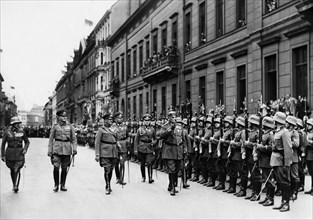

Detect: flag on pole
[10, 86, 15, 89]
[84, 19, 93, 26]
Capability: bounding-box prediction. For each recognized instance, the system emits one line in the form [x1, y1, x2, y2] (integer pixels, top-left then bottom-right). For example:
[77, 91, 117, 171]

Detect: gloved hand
[95, 155, 100, 162]
[47, 152, 52, 157]
[1, 157, 5, 162]
[73, 149, 77, 155]
[21, 149, 27, 155]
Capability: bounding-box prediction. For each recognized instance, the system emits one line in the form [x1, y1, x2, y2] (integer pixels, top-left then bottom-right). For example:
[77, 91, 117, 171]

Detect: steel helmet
[198, 116, 205, 122]
[224, 116, 233, 124]
[10, 117, 22, 125]
[262, 116, 275, 129]
[205, 116, 213, 124]
[176, 117, 182, 124]
[296, 118, 303, 128]
[286, 115, 297, 126]
[191, 117, 197, 123]
[248, 114, 260, 126]
[306, 118, 313, 126]
[214, 117, 221, 124]
[273, 111, 286, 125]
[236, 116, 245, 127]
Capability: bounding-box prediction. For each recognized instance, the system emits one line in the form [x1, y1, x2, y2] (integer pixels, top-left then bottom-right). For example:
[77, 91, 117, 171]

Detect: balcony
[296, 0, 313, 25]
[142, 46, 180, 84]
[109, 76, 120, 97]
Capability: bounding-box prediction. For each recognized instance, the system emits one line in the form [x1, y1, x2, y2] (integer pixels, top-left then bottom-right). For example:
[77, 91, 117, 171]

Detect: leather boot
[291, 182, 299, 200]
[250, 181, 262, 201]
[140, 164, 146, 182]
[118, 165, 127, 185]
[216, 184, 225, 190]
[236, 188, 246, 197]
[170, 173, 176, 196]
[259, 196, 269, 205]
[279, 201, 290, 212]
[148, 166, 154, 183]
[182, 169, 189, 188]
[13, 172, 20, 193]
[53, 168, 59, 192]
[263, 187, 275, 206]
[226, 178, 236, 193]
[60, 169, 67, 191]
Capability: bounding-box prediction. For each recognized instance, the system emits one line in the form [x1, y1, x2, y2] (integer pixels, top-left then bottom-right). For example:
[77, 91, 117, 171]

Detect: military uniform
[207, 118, 222, 187]
[243, 115, 260, 200]
[159, 111, 188, 196]
[1, 117, 30, 193]
[134, 114, 156, 183]
[270, 112, 293, 212]
[286, 116, 300, 200]
[227, 116, 246, 195]
[304, 118, 313, 195]
[95, 113, 120, 195]
[113, 112, 130, 185]
[187, 117, 197, 180]
[216, 116, 233, 190]
[48, 110, 77, 192]
[257, 116, 275, 206]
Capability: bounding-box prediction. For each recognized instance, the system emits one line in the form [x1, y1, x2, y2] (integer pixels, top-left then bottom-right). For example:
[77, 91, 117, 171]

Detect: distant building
[27, 104, 44, 126]
[18, 110, 27, 125]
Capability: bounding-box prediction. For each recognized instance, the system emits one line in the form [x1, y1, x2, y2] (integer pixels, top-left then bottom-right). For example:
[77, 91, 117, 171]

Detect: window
[127, 51, 131, 79]
[265, 55, 277, 102]
[146, 39, 150, 59]
[127, 97, 131, 118]
[162, 87, 166, 116]
[236, 0, 246, 28]
[100, 52, 104, 65]
[133, 96, 137, 119]
[184, 11, 192, 52]
[121, 55, 125, 82]
[153, 89, 157, 116]
[237, 65, 246, 113]
[133, 47, 137, 76]
[101, 76, 103, 91]
[111, 61, 115, 79]
[139, 45, 143, 74]
[265, 0, 277, 14]
[216, 71, 224, 105]
[216, 0, 224, 37]
[199, 1, 206, 45]
[161, 25, 167, 49]
[139, 94, 143, 118]
[116, 58, 119, 78]
[152, 31, 158, 55]
[146, 92, 149, 113]
[172, 18, 178, 46]
[293, 46, 308, 98]
[199, 76, 206, 113]
[172, 84, 177, 109]
[185, 80, 191, 101]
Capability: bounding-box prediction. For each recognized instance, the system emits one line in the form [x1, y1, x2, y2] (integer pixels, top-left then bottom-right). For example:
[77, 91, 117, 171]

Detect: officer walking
[95, 113, 120, 195]
[113, 111, 129, 185]
[48, 110, 77, 192]
[134, 113, 156, 183]
[158, 111, 189, 196]
[1, 117, 30, 193]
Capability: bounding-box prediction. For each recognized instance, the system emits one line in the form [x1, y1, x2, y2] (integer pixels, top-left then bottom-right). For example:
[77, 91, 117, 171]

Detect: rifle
[241, 97, 249, 170]
[226, 100, 237, 167]
[208, 109, 215, 154]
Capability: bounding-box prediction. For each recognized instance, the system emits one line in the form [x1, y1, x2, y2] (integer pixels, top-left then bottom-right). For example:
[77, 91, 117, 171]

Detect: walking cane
[257, 169, 274, 198]
[22, 164, 26, 191]
[127, 157, 130, 183]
